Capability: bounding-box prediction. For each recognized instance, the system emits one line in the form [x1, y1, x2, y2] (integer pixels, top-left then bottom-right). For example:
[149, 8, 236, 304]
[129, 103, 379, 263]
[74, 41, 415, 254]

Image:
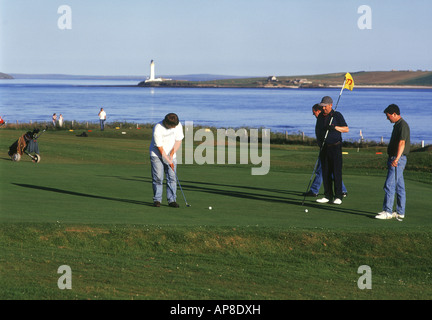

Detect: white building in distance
[145, 60, 170, 82]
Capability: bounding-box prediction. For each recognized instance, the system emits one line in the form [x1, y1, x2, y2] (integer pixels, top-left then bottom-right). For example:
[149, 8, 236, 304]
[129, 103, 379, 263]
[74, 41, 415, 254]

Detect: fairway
[1, 127, 431, 300]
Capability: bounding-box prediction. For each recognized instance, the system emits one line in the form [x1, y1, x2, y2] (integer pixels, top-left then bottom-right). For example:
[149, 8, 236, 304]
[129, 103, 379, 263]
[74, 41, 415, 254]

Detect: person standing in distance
[315, 96, 349, 205]
[304, 104, 348, 197]
[376, 104, 410, 220]
[98, 108, 106, 131]
[52, 113, 57, 127]
[150, 113, 184, 208]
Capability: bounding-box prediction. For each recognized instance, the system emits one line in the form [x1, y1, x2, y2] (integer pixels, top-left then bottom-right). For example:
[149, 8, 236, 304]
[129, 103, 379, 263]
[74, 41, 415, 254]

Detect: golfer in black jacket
[315, 96, 349, 205]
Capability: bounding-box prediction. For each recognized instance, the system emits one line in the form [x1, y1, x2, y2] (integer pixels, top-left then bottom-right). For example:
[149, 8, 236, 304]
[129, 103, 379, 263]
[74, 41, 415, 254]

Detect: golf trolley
[8, 127, 47, 163]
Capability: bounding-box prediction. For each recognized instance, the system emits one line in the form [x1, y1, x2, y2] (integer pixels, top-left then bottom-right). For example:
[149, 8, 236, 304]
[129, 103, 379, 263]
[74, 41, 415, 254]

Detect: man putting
[150, 113, 184, 208]
[315, 96, 349, 205]
[376, 104, 410, 220]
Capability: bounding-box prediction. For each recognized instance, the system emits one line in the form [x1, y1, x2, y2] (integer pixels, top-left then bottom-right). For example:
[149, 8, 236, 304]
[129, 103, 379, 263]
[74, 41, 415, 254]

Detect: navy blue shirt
[315, 110, 347, 146]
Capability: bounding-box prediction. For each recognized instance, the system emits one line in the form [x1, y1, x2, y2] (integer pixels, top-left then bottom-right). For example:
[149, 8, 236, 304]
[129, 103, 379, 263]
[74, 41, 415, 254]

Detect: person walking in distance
[98, 107, 106, 131]
[315, 96, 349, 205]
[150, 113, 184, 208]
[376, 104, 410, 220]
[304, 104, 348, 198]
[52, 113, 57, 127]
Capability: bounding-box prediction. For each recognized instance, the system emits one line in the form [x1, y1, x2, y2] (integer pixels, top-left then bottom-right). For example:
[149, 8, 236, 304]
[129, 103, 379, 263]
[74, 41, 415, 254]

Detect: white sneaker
[394, 212, 405, 221]
[333, 198, 342, 205]
[375, 211, 396, 220]
[316, 197, 330, 203]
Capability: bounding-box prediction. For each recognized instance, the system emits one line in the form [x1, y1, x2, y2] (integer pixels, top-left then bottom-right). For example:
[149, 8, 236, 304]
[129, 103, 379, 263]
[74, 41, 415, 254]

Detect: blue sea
[1, 78, 431, 144]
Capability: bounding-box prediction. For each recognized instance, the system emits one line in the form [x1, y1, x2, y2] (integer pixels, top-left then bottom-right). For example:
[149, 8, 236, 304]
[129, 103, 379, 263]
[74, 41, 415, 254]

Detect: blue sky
[0, 0, 431, 76]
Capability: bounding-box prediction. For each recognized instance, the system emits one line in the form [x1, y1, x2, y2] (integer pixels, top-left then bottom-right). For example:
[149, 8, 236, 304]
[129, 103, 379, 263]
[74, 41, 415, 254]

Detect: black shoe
[168, 201, 180, 208]
[153, 201, 161, 207]
[303, 190, 318, 197]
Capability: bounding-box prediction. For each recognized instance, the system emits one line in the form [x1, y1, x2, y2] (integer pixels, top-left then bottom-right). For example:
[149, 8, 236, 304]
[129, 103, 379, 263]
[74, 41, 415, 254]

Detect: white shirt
[99, 110, 106, 120]
[150, 121, 184, 158]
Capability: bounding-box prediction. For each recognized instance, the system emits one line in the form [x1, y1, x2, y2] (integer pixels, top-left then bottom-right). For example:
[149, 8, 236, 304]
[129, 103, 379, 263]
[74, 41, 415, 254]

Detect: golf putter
[302, 157, 320, 206]
[171, 165, 191, 207]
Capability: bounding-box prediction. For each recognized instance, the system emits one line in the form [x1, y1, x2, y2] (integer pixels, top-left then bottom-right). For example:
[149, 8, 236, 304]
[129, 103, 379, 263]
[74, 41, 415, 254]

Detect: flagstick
[333, 79, 346, 113]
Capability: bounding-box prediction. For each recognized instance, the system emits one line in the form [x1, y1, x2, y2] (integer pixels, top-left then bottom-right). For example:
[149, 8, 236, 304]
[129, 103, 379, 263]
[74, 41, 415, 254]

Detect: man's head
[312, 104, 322, 118]
[384, 104, 401, 123]
[163, 113, 180, 129]
[319, 96, 333, 116]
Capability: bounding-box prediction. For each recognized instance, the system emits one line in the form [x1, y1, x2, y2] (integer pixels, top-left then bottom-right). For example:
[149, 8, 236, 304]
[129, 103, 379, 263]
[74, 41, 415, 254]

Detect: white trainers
[394, 212, 405, 221]
[316, 197, 330, 203]
[375, 211, 397, 220]
[333, 198, 342, 205]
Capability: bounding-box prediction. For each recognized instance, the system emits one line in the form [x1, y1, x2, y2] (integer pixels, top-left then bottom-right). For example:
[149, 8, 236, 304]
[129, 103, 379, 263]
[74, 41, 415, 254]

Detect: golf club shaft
[171, 165, 189, 206]
[35, 128, 47, 139]
[302, 157, 320, 206]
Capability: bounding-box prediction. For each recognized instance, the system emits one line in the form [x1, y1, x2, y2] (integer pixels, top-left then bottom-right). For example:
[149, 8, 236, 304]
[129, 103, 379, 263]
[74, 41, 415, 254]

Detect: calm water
[1, 79, 431, 144]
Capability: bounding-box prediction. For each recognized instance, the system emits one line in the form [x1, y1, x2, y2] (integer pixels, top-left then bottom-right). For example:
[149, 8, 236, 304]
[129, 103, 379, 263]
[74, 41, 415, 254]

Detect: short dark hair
[384, 104, 400, 115]
[163, 113, 179, 128]
[312, 104, 322, 112]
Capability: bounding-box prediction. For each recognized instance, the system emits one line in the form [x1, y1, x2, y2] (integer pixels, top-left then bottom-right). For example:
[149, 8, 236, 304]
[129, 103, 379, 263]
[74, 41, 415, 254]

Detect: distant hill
[139, 70, 432, 88]
[294, 70, 432, 86]
[0, 72, 13, 79]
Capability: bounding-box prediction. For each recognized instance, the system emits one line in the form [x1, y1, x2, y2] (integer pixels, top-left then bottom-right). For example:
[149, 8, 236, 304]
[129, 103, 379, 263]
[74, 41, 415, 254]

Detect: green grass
[1, 127, 431, 300]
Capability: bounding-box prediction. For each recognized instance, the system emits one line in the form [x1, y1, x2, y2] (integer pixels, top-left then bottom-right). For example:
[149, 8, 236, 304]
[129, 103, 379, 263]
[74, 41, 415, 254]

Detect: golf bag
[8, 128, 45, 163]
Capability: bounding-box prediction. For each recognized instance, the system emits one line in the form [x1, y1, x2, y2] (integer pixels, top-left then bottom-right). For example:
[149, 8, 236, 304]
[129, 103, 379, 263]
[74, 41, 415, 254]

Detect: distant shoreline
[3, 70, 432, 89]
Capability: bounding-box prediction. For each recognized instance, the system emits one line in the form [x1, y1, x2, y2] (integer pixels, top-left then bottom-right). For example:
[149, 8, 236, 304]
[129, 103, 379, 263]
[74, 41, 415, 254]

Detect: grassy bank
[2, 224, 431, 300]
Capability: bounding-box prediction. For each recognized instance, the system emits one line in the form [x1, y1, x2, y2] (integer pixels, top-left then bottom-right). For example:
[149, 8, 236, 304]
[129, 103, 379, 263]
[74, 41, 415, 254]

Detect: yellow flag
[344, 72, 354, 91]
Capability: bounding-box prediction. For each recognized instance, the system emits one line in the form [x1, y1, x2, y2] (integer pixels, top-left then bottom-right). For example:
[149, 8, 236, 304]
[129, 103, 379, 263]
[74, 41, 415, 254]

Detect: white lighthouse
[150, 60, 155, 81]
[145, 60, 168, 83]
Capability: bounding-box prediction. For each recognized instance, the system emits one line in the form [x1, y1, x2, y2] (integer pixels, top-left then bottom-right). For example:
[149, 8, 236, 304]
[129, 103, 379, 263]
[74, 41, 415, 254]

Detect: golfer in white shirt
[150, 113, 184, 207]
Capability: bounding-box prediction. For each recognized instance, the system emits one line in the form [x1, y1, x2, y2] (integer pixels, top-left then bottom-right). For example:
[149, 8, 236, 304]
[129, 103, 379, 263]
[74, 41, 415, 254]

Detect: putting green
[1, 128, 431, 300]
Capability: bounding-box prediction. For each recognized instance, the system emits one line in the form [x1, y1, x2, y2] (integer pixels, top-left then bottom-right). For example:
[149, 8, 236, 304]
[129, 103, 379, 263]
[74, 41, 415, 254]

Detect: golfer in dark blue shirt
[315, 96, 349, 205]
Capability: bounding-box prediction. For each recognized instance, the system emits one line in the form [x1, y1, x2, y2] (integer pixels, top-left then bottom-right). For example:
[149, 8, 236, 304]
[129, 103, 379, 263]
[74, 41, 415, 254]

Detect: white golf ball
[304, 209, 308, 213]
[209, 206, 212, 210]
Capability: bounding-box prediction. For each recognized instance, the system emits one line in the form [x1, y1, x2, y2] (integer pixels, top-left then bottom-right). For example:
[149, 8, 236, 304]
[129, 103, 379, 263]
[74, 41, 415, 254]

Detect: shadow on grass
[103, 175, 377, 219]
[12, 183, 154, 207]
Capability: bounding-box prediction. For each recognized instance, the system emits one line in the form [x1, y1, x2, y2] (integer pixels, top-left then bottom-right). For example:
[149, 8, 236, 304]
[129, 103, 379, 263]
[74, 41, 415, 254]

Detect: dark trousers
[320, 143, 343, 200]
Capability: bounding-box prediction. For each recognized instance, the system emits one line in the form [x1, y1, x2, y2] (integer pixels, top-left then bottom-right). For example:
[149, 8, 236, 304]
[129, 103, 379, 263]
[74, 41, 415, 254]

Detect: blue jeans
[100, 119, 105, 131]
[383, 155, 407, 215]
[310, 159, 347, 194]
[151, 156, 177, 203]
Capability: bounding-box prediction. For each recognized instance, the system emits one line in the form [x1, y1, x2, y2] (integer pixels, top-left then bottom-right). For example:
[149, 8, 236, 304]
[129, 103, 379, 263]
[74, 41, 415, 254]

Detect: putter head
[186, 204, 191, 207]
